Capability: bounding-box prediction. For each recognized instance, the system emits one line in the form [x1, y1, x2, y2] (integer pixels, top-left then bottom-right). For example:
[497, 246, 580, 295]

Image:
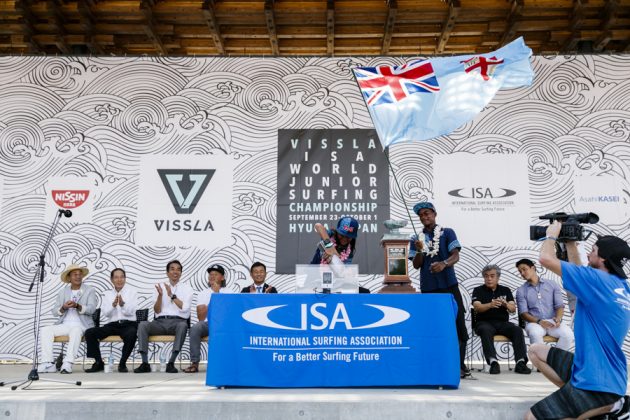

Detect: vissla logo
[51, 190, 90, 209]
[448, 187, 516, 199]
[242, 303, 410, 331]
[158, 169, 215, 214]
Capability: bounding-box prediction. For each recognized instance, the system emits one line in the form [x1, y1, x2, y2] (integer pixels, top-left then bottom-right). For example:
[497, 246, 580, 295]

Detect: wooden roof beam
[141, 0, 167, 55]
[77, 0, 104, 55]
[594, 0, 619, 51]
[593, 30, 612, 51]
[562, 0, 587, 52]
[500, 0, 524, 46]
[264, 0, 279, 56]
[15, 0, 41, 53]
[381, 0, 397, 55]
[46, 0, 70, 54]
[202, 0, 224, 55]
[436, 0, 460, 54]
[326, 0, 334, 56]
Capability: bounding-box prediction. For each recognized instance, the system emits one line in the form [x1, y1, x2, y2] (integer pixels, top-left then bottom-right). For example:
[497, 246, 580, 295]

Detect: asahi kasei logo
[51, 190, 90, 209]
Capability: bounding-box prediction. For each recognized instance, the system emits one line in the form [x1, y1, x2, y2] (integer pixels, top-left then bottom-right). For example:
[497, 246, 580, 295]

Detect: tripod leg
[10, 380, 31, 390]
[35, 378, 82, 386]
[1, 379, 28, 387]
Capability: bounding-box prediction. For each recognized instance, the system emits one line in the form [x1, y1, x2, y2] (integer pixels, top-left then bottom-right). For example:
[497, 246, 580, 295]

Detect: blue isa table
[206, 294, 460, 388]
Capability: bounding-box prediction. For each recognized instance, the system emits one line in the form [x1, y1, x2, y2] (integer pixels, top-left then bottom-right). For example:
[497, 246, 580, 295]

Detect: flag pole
[383, 144, 420, 238]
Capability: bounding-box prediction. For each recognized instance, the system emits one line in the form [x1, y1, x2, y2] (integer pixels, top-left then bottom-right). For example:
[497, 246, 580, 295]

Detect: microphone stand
[0, 209, 81, 390]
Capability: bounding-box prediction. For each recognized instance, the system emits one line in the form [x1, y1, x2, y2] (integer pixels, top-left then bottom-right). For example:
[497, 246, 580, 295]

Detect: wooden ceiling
[0, 0, 628, 56]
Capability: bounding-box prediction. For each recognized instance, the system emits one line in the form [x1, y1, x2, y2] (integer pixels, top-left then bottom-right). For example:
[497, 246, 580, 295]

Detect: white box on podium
[294, 264, 359, 294]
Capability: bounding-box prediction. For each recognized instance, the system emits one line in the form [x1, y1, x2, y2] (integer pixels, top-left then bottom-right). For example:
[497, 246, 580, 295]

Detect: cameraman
[525, 221, 630, 420]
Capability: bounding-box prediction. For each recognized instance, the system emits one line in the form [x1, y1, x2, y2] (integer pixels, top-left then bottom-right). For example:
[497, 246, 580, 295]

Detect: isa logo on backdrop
[434, 153, 531, 247]
[136, 155, 233, 248]
[45, 178, 94, 223]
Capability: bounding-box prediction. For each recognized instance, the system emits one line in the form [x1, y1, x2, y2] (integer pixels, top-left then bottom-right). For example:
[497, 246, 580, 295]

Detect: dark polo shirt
[471, 284, 514, 323]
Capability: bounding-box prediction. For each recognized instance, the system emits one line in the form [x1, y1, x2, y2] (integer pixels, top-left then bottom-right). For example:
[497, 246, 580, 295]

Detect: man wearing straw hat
[37, 263, 98, 374]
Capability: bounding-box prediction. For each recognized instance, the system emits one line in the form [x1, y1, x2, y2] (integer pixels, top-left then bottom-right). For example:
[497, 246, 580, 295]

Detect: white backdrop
[0, 54, 629, 363]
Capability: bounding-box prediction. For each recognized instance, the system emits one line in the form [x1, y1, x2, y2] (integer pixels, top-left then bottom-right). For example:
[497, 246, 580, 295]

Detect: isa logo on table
[243, 303, 410, 331]
[208, 294, 461, 388]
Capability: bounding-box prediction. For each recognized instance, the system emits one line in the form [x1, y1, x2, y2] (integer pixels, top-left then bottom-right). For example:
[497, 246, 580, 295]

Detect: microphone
[58, 209, 72, 218]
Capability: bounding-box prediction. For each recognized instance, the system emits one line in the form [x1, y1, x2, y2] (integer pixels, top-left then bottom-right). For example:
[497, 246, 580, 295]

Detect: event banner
[573, 174, 629, 228]
[434, 152, 531, 246]
[206, 293, 460, 388]
[44, 177, 94, 223]
[276, 129, 390, 274]
[136, 155, 233, 248]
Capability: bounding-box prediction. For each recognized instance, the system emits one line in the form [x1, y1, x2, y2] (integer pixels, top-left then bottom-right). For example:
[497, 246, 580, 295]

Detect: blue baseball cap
[337, 217, 359, 239]
[413, 202, 436, 215]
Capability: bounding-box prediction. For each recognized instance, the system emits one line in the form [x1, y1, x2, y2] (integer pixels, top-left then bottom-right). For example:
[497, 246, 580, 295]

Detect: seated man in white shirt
[134, 259, 193, 374]
[84, 268, 139, 373]
[184, 264, 226, 373]
[38, 264, 98, 374]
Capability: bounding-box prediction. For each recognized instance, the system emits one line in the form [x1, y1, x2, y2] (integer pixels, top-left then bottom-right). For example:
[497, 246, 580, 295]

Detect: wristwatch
[171, 294, 178, 301]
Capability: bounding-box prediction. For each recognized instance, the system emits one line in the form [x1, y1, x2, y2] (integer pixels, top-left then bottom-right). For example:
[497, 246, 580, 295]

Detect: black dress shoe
[460, 366, 472, 379]
[85, 361, 104, 373]
[133, 362, 151, 373]
[118, 364, 128, 373]
[165, 362, 178, 373]
[489, 361, 500, 374]
[515, 361, 532, 374]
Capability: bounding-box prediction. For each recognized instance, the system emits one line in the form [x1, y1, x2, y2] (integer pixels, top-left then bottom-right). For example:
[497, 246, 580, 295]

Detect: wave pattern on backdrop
[0, 55, 629, 362]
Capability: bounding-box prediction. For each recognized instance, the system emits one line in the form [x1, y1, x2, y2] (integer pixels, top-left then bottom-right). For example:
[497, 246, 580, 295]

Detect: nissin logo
[242, 303, 410, 331]
[52, 190, 90, 209]
[448, 187, 516, 199]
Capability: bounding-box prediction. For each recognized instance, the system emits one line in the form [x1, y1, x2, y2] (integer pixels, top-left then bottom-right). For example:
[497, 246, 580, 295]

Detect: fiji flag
[353, 37, 534, 148]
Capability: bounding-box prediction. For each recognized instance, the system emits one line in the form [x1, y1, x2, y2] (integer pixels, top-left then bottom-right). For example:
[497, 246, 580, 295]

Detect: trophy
[379, 220, 416, 293]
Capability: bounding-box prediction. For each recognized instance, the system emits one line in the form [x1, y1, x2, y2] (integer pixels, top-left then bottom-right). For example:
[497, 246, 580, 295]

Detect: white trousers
[525, 322, 574, 351]
[40, 324, 85, 364]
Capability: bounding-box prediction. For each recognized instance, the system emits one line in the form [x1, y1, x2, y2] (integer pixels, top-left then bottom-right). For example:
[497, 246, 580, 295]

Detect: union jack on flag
[353, 60, 440, 107]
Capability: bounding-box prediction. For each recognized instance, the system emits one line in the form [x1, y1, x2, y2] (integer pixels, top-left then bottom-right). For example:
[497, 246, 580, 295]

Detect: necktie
[256, 286, 262, 293]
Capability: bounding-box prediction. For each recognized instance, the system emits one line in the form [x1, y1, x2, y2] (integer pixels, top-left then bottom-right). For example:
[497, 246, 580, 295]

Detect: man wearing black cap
[184, 264, 226, 373]
[408, 201, 470, 379]
[525, 222, 630, 420]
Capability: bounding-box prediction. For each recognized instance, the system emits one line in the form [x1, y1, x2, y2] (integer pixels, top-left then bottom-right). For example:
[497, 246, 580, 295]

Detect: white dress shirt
[101, 286, 139, 322]
[196, 288, 215, 310]
[155, 281, 193, 318]
[62, 289, 83, 326]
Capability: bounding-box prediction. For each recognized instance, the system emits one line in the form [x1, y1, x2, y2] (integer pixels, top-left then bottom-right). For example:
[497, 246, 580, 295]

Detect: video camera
[530, 212, 599, 242]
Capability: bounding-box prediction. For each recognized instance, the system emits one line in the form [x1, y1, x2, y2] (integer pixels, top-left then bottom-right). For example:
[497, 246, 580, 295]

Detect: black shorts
[531, 347, 622, 419]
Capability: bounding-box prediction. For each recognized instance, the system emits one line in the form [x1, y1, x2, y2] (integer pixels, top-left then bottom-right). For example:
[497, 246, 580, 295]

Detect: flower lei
[320, 235, 352, 265]
[422, 225, 442, 258]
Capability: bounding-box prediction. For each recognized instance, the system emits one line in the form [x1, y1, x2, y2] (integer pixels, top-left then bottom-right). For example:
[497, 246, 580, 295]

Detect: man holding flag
[353, 38, 535, 381]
